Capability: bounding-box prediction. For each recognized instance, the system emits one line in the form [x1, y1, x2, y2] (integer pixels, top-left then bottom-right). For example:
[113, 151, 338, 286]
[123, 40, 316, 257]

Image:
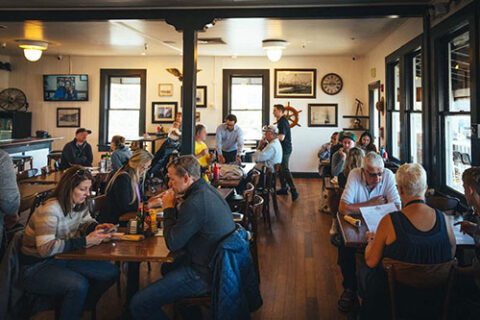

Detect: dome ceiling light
[262, 39, 288, 62]
[16, 39, 49, 62]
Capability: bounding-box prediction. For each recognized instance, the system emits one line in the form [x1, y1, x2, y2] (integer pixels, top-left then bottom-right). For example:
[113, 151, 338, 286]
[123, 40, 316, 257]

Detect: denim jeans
[279, 153, 297, 192]
[22, 259, 118, 320]
[130, 261, 210, 320]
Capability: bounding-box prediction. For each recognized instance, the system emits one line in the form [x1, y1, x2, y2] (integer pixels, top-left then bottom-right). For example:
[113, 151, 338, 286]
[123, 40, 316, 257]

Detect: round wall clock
[321, 73, 343, 95]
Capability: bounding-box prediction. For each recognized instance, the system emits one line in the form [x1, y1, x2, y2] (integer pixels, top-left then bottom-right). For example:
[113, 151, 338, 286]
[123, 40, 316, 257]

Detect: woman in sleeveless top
[360, 163, 456, 319]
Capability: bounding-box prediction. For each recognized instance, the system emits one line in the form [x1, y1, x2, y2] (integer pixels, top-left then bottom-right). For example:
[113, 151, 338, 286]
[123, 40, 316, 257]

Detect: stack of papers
[359, 202, 398, 232]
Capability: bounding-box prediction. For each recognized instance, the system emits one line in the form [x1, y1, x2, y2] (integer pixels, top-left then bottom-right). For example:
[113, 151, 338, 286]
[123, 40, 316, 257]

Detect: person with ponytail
[98, 149, 155, 224]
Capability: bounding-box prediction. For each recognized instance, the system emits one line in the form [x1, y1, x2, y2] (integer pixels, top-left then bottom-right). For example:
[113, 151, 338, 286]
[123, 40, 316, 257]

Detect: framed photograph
[274, 69, 316, 99]
[152, 102, 177, 123]
[57, 108, 81, 127]
[158, 83, 173, 97]
[195, 111, 201, 122]
[196, 86, 207, 108]
[44, 74, 88, 101]
[308, 103, 338, 127]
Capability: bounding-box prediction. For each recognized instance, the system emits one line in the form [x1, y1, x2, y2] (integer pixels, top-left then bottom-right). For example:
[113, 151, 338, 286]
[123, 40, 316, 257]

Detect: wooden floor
[35, 178, 346, 320]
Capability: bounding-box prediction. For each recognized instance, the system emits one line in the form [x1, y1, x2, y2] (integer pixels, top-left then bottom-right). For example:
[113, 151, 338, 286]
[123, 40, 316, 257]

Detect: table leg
[126, 262, 140, 303]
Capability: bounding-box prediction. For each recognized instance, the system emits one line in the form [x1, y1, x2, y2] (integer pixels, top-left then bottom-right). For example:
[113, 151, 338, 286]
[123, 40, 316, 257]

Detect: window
[443, 31, 471, 193]
[409, 52, 423, 163]
[223, 69, 270, 142]
[99, 69, 146, 151]
[230, 77, 263, 140]
[368, 81, 381, 148]
[390, 63, 401, 160]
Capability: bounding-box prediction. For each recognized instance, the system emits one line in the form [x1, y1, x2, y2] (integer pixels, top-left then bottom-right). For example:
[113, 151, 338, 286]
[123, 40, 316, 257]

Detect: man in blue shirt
[215, 114, 244, 164]
[273, 104, 299, 201]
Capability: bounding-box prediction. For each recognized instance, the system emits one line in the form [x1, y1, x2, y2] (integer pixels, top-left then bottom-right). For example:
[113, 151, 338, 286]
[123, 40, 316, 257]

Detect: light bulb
[266, 49, 282, 62]
[23, 48, 43, 62]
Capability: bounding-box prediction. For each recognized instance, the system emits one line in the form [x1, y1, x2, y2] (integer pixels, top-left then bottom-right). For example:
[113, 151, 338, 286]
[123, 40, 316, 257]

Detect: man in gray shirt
[215, 114, 244, 164]
[0, 149, 20, 256]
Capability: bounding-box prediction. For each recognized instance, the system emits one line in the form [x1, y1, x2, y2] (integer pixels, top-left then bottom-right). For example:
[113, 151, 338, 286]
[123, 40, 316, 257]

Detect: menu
[360, 202, 398, 232]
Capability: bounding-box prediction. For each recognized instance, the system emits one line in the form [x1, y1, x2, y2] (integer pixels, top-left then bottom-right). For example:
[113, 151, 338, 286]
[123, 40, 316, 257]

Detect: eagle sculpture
[166, 68, 202, 81]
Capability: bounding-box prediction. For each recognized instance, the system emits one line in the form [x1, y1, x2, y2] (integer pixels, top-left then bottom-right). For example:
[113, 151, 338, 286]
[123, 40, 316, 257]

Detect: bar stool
[47, 150, 62, 170]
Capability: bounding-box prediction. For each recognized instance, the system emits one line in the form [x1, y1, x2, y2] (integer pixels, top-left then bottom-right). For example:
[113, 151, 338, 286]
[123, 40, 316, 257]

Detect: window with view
[99, 69, 146, 151]
[391, 63, 401, 160]
[444, 31, 471, 193]
[410, 52, 423, 164]
[230, 76, 264, 140]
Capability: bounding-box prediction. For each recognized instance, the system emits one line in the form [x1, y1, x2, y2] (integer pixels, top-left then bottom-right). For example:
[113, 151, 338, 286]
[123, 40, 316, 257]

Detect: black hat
[76, 128, 92, 135]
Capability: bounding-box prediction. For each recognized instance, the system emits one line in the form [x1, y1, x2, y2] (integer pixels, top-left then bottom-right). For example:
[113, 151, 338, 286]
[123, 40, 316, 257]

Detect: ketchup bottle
[213, 163, 219, 181]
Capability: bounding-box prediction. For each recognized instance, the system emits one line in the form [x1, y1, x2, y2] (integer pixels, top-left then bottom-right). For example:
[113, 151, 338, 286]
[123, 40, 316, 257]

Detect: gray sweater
[0, 150, 20, 250]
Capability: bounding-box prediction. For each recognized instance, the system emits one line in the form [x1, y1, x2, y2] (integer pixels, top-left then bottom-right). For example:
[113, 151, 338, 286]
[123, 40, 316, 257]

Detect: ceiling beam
[0, 4, 428, 22]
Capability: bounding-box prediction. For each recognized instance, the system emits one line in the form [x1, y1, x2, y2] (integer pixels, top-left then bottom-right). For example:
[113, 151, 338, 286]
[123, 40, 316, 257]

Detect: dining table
[21, 168, 111, 184]
[56, 232, 172, 303]
[336, 212, 475, 248]
[214, 162, 256, 188]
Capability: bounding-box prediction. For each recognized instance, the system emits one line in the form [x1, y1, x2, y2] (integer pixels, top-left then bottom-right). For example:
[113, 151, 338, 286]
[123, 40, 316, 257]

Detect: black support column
[166, 16, 215, 155]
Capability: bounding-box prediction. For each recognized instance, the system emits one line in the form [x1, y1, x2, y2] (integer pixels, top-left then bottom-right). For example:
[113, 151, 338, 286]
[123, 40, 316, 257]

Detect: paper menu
[359, 202, 398, 232]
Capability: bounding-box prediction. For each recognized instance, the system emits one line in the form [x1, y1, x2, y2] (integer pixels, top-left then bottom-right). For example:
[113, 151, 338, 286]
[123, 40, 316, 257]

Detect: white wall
[8, 54, 365, 172]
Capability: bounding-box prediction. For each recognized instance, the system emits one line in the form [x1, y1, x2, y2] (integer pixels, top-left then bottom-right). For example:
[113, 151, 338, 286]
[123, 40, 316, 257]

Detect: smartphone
[101, 224, 119, 234]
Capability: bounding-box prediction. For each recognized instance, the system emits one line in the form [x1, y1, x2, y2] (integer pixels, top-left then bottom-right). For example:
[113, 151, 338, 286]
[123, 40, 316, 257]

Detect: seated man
[336, 152, 400, 312]
[331, 131, 356, 177]
[130, 155, 236, 320]
[59, 128, 93, 170]
[236, 125, 282, 194]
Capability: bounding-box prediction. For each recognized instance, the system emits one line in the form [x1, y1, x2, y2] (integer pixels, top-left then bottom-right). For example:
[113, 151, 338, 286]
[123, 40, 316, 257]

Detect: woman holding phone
[20, 166, 119, 320]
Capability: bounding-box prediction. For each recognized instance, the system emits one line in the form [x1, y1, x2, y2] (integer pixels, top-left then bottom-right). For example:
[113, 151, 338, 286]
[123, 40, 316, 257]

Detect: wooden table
[19, 183, 56, 199]
[215, 162, 256, 188]
[56, 234, 172, 302]
[337, 212, 475, 248]
[22, 169, 111, 185]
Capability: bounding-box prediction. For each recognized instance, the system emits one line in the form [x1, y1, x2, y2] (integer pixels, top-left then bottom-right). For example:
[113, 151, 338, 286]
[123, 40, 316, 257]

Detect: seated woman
[194, 124, 212, 181]
[361, 163, 456, 318]
[337, 147, 364, 189]
[110, 135, 132, 171]
[20, 166, 119, 320]
[99, 149, 157, 224]
[358, 131, 377, 153]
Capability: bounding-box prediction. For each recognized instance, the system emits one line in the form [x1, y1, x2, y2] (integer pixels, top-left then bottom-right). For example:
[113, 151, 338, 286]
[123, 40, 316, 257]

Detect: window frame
[99, 69, 147, 152]
[385, 35, 423, 164]
[222, 69, 270, 133]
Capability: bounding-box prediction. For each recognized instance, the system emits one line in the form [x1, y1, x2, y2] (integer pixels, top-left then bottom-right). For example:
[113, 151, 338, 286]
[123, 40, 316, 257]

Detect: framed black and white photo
[274, 69, 316, 99]
[158, 83, 173, 97]
[196, 86, 207, 108]
[152, 102, 177, 123]
[308, 103, 338, 127]
[56, 108, 81, 127]
[196, 111, 201, 122]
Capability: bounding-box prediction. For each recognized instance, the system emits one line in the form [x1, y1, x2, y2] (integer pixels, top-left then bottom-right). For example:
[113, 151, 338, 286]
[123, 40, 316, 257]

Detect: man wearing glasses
[336, 152, 400, 313]
[215, 114, 244, 164]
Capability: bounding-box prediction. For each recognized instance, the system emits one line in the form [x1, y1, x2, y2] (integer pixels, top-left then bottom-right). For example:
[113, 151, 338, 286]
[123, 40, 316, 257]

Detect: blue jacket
[209, 225, 262, 320]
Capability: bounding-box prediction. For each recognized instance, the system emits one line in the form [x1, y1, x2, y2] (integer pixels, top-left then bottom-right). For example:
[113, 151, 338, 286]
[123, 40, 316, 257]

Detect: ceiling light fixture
[16, 40, 48, 62]
[262, 39, 288, 62]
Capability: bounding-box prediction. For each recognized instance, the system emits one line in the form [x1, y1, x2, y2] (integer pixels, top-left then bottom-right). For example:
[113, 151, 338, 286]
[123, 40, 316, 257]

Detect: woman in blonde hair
[110, 135, 132, 171]
[99, 149, 155, 224]
[338, 147, 364, 189]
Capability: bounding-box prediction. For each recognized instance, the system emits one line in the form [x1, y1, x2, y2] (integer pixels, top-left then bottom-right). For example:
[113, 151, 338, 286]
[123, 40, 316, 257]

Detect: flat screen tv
[43, 74, 88, 101]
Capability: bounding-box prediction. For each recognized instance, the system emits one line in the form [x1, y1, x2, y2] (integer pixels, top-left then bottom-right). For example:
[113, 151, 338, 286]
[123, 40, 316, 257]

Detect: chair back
[16, 169, 39, 181]
[382, 258, 456, 320]
[241, 183, 255, 215]
[26, 191, 51, 225]
[250, 170, 261, 189]
[426, 195, 460, 215]
[87, 194, 107, 219]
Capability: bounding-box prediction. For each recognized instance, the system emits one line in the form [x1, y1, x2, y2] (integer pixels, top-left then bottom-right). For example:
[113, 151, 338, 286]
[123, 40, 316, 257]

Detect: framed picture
[152, 102, 177, 123]
[196, 86, 207, 108]
[57, 108, 81, 127]
[158, 83, 173, 97]
[308, 103, 338, 127]
[274, 69, 316, 99]
[195, 111, 201, 122]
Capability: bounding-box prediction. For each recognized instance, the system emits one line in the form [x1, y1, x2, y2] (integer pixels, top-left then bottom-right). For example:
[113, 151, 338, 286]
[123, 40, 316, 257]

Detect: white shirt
[253, 138, 283, 170]
[341, 167, 401, 208]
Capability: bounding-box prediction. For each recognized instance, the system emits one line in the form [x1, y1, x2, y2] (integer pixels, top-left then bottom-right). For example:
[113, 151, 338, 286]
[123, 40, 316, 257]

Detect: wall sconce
[262, 39, 287, 62]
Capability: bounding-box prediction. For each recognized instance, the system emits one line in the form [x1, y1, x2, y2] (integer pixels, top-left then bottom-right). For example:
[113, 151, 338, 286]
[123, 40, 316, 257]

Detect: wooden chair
[47, 150, 63, 171]
[259, 166, 279, 229]
[247, 195, 264, 282]
[87, 194, 107, 219]
[16, 168, 38, 181]
[382, 258, 456, 320]
[426, 194, 460, 215]
[25, 190, 51, 225]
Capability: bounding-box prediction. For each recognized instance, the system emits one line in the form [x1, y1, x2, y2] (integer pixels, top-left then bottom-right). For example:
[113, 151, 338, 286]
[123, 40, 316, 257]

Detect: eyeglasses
[74, 169, 87, 177]
[364, 168, 384, 178]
